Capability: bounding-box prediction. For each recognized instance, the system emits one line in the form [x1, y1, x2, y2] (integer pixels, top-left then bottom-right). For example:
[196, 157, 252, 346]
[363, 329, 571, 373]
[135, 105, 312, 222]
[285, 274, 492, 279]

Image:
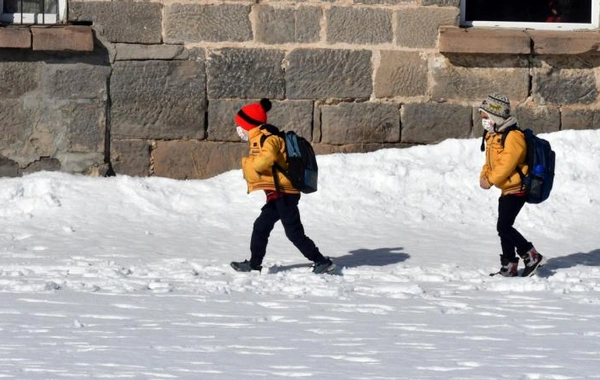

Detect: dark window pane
[465, 0, 591, 23]
[3, 0, 58, 14]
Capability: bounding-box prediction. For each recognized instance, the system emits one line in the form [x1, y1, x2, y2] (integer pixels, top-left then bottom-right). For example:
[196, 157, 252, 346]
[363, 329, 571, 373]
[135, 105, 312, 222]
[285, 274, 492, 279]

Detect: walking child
[230, 99, 335, 274]
[479, 94, 546, 277]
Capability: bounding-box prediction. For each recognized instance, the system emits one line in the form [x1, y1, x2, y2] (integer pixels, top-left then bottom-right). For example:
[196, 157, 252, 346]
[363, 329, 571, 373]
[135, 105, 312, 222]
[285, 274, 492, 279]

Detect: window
[0, 0, 66, 24]
[461, 0, 599, 30]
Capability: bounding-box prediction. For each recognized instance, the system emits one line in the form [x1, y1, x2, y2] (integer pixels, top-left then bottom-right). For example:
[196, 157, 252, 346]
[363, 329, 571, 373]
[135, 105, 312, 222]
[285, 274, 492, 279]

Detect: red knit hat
[235, 98, 272, 131]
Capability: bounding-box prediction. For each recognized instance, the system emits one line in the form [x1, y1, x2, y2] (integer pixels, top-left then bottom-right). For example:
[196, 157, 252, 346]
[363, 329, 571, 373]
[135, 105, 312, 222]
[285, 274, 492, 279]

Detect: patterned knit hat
[479, 94, 511, 125]
[235, 98, 272, 131]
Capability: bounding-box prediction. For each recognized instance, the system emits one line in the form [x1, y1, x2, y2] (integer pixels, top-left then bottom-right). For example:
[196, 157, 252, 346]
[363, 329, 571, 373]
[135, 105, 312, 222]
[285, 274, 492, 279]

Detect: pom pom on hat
[479, 94, 511, 125]
[235, 98, 272, 131]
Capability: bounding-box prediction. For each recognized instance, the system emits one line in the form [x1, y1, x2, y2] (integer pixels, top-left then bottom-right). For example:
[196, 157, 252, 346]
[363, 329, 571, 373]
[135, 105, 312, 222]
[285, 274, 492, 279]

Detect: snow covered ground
[1, 129, 599, 379]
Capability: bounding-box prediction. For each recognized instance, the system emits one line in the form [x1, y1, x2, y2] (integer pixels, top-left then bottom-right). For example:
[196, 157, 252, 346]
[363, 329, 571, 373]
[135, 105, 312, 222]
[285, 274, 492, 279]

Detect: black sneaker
[521, 248, 546, 277]
[312, 257, 335, 274]
[230, 260, 262, 272]
[489, 256, 519, 277]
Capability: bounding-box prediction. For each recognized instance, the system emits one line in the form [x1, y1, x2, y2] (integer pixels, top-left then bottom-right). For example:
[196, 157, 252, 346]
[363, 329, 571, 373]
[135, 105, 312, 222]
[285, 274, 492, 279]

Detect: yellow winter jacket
[242, 126, 300, 194]
[480, 129, 529, 195]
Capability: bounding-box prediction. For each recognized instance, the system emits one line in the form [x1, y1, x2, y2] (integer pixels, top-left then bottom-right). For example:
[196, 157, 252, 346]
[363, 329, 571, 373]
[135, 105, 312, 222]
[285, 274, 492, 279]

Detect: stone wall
[1, 0, 599, 179]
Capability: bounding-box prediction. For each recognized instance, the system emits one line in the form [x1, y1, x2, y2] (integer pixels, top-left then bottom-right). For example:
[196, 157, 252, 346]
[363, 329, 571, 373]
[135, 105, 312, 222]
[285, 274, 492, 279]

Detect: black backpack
[482, 126, 555, 204]
[260, 124, 318, 194]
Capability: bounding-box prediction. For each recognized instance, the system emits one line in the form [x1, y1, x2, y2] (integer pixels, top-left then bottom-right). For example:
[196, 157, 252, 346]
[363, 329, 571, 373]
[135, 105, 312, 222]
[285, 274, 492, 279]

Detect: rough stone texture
[375, 51, 428, 98]
[165, 3, 252, 43]
[327, 7, 392, 44]
[114, 44, 189, 61]
[111, 60, 206, 139]
[61, 102, 106, 152]
[22, 158, 61, 173]
[0, 155, 20, 177]
[402, 103, 472, 143]
[561, 108, 600, 131]
[514, 105, 561, 134]
[320, 102, 400, 145]
[31, 26, 94, 52]
[207, 48, 285, 99]
[353, 0, 416, 4]
[42, 63, 110, 100]
[208, 99, 313, 142]
[0, 27, 31, 49]
[152, 140, 247, 180]
[422, 0, 459, 6]
[69, 1, 163, 44]
[431, 55, 530, 102]
[0, 61, 40, 97]
[0, 99, 29, 155]
[313, 142, 415, 155]
[111, 139, 151, 177]
[396, 7, 459, 48]
[532, 58, 599, 105]
[286, 49, 372, 99]
[255, 5, 321, 44]
[439, 26, 531, 54]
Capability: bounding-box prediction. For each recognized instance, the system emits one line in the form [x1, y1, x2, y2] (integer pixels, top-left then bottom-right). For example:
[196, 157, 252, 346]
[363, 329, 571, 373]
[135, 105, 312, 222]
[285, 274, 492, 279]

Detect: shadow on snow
[538, 248, 600, 278]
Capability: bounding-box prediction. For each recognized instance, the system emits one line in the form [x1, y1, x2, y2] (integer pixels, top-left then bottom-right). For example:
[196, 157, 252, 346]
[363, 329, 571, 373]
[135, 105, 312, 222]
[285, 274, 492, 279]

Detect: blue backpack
[501, 127, 556, 204]
[260, 124, 318, 194]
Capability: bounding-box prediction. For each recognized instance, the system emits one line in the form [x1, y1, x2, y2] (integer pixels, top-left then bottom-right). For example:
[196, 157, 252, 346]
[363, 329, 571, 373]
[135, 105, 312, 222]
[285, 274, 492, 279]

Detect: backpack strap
[501, 125, 527, 188]
[259, 124, 286, 194]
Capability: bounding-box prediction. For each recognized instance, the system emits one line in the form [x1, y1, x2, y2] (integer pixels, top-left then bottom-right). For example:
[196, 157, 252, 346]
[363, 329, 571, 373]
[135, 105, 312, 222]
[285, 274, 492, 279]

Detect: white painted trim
[460, 1, 599, 31]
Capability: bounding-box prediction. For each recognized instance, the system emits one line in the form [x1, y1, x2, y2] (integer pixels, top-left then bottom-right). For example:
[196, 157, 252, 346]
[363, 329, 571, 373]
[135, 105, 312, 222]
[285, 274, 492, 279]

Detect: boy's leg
[249, 202, 279, 268]
[497, 194, 532, 259]
[275, 194, 326, 263]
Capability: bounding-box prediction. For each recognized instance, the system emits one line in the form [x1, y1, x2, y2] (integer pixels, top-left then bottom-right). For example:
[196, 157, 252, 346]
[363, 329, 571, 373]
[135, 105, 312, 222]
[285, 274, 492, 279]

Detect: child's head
[235, 98, 272, 130]
[479, 94, 511, 127]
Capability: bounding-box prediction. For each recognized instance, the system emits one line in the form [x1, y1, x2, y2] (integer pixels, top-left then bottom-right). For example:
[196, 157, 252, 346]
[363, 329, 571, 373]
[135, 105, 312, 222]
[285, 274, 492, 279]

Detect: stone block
[31, 26, 93, 51]
[61, 102, 106, 152]
[326, 6, 392, 44]
[207, 48, 285, 99]
[514, 105, 560, 134]
[0, 27, 31, 48]
[0, 155, 20, 178]
[111, 60, 206, 140]
[152, 140, 247, 180]
[0, 61, 40, 97]
[561, 108, 600, 131]
[255, 5, 321, 44]
[42, 63, 110, 100]
[111, 139, 151, 177]
[375, 51, 428, 98]
[431, 55, 530, 102]
[69, 1, 162, 43]
[402, 103, 471, 143]
[439, 26, 531, 54]
[320, 102, 400, 144]
[22, 158, 61, 174]
[0, 99, 29, 151]
[286, 49, 372, 99]
[532, 58, 598, 105]
[312, 142, 414, 155]
[165, 3, 252, 43]
[396, 8, 459, 49]
[114, 44, 189, 61]
[208, 99, 313, 142]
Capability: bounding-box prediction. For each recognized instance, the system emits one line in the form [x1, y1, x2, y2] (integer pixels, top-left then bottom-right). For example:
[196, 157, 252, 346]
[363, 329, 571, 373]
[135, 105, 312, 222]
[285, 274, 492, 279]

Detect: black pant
[497, 194, 533, 260]
[250, 193, 324, 267]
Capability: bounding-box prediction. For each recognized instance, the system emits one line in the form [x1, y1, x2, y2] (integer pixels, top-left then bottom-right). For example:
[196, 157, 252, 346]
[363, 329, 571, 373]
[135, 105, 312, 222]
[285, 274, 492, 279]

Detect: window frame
[460, 1, 599, 31]
[0, 0, 66, 24]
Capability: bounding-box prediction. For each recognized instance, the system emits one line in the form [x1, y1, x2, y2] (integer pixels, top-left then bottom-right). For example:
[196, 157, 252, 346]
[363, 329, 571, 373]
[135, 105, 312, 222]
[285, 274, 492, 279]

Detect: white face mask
[482, 118, 495, 133]
[236, 126, 248, 142]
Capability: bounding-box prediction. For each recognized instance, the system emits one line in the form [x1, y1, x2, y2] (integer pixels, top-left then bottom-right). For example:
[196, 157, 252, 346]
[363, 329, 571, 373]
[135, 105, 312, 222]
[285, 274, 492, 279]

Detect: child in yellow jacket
[230, 99, 334, 274]
[479, 94, 546, 277]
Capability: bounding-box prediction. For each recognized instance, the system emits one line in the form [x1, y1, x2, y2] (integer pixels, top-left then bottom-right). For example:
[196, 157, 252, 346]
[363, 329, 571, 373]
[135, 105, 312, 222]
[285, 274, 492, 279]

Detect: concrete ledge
[527, 30, 600, 55]
[439, 26, 530, 54]
[0, 25, 93, 51]
[440, 26, 600, 56]
[32, 25, 94, 51]
[0, 27, 31, 48]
